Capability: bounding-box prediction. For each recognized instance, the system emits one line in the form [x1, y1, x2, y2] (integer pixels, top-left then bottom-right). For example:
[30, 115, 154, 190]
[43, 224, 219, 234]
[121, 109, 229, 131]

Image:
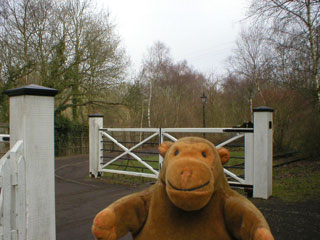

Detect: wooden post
[244, 133, 254, 185]
[159, 128, 164, 170]
[253, 106, 274, 199]
[89, 114, 104, 178]
[5, 84, 58, 240]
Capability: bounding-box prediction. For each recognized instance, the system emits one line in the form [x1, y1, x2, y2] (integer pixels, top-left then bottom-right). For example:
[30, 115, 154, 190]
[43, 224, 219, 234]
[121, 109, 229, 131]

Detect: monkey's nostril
[180, 170, 192, 178]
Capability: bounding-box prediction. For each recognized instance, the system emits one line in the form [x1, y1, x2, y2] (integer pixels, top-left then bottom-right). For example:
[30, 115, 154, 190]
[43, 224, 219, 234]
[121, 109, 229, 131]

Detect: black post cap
[88, 114, 104, 118]
[253, 106, 274, 112]
[4, 84, 59, 97]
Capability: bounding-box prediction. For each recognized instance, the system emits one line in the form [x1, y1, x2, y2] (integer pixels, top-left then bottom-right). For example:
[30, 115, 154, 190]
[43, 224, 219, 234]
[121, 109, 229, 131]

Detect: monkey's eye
[202, 152, 207, 158]
[174, 149, 179, 156]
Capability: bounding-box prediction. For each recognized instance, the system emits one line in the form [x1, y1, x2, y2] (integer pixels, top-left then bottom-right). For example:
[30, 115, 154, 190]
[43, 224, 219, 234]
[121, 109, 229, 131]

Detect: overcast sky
[98, 0, 250, 75]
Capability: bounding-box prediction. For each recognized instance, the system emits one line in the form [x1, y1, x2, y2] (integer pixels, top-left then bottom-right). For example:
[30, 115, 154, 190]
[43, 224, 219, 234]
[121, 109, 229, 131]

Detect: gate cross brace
[100, 131, 159, 175]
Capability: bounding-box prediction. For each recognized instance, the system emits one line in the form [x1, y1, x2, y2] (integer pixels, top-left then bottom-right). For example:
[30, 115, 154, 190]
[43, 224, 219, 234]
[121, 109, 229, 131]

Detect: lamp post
[201, 92, 207, 138]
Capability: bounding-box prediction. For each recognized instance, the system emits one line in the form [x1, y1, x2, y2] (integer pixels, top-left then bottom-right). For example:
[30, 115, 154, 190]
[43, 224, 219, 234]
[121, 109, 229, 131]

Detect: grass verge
[100, 150, 320, 202]
[272, 158, 320, 202]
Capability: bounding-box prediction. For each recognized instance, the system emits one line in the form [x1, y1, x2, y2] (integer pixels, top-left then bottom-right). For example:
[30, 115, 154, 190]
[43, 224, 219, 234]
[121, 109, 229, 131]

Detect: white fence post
[159, 128, 163, 170]
[253, 106, 274, 199]
[244, 133, 254, 185]
[6, 84, 58, 240]
[2, 155, 12, 239]
[89, 114, 104, 178]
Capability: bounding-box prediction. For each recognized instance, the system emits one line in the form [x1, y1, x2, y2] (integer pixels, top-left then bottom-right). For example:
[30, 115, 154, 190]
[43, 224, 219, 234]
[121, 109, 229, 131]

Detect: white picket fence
[0, 140, 26, 240]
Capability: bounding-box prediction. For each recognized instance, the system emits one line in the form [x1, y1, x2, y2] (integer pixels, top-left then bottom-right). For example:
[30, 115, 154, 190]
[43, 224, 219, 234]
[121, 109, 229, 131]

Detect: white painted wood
[11, 229, 17, 240]
[253, 110, 273, 199]
[101, 128, 159, 132]
[105, 128, 253, 134]
[101, 169, 157, 179]
[0, 152, 9, 232]
[161, 132, 177, 142]
[163, 128, 226, 133]
[9, 95, 56, 240]
[159, 131, 164, 170]
[103, 127, 253, 180]
[223, 168, 245, 184]
[97, 128, 252, 186]
[17, 155, 26, 240]
[3, 156, 11, 240]
[0, 151, 10, 188]
[98, 130, 104, 175]
[228, 181, 250, 186]
[161, 131, 247, 184]
[244, 133, 254, 185]
[217, 134, 244, 148]
[163, 128, 253, 133]
[100, 131, 159, 175]
[0, 140, 24, 240]
[9, 141, 20, 237]
[0, 185, 3, 217]
[89, 117, 103, 177]
[93, 125, 275, 199]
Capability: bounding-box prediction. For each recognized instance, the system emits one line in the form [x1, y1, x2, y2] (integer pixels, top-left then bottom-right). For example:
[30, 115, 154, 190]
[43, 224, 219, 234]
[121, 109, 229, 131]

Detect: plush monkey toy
[92, 137, 274, 240]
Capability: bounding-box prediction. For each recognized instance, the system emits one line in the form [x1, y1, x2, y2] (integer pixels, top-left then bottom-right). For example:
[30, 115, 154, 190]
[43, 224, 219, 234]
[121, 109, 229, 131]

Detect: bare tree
[140, 41, 172, 127]
[133, 42, 209, 128]
[228, 26, 272, 119]
[248, 0, 320, 110]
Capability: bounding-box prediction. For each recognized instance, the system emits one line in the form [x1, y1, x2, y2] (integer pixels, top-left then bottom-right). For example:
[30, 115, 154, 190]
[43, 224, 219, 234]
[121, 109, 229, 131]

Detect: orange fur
[92, 137, 273, 240]
[218, 147, 230, 165]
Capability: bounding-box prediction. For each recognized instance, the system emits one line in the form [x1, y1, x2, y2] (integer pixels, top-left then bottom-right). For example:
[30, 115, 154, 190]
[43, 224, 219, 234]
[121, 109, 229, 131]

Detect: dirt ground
[55, 155, 320, 240]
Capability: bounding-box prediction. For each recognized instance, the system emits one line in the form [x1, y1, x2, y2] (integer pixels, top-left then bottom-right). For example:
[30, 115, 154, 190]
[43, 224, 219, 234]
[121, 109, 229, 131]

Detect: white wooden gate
[160, 128, 254, 187]
[97, 128, 253, 186]
[99, 128, 160, 179]
[0, 140, 26, 240]
[89, 107, 273, 199]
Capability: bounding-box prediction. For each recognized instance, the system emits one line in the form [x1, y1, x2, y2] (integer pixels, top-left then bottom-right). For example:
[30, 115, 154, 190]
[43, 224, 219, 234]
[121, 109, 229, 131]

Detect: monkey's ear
[217, 147, 230, 165]
[158, 141, 174, 157]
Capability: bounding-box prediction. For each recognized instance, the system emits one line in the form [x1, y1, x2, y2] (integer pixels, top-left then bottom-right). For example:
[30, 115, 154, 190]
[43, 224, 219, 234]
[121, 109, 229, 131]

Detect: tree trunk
[147, 81, 152, 127]
[139, 101, 144, 142]
[306, 0, 320, 111]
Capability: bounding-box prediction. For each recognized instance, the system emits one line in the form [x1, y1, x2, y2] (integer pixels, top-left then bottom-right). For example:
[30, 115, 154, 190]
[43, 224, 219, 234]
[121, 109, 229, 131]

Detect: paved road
[55, 155, 147, 240]
[56, 155, 320, 240]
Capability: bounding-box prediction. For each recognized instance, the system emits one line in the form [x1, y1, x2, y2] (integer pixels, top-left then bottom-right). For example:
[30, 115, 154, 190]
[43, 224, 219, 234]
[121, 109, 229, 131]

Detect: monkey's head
[158, 137, 230, 211]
